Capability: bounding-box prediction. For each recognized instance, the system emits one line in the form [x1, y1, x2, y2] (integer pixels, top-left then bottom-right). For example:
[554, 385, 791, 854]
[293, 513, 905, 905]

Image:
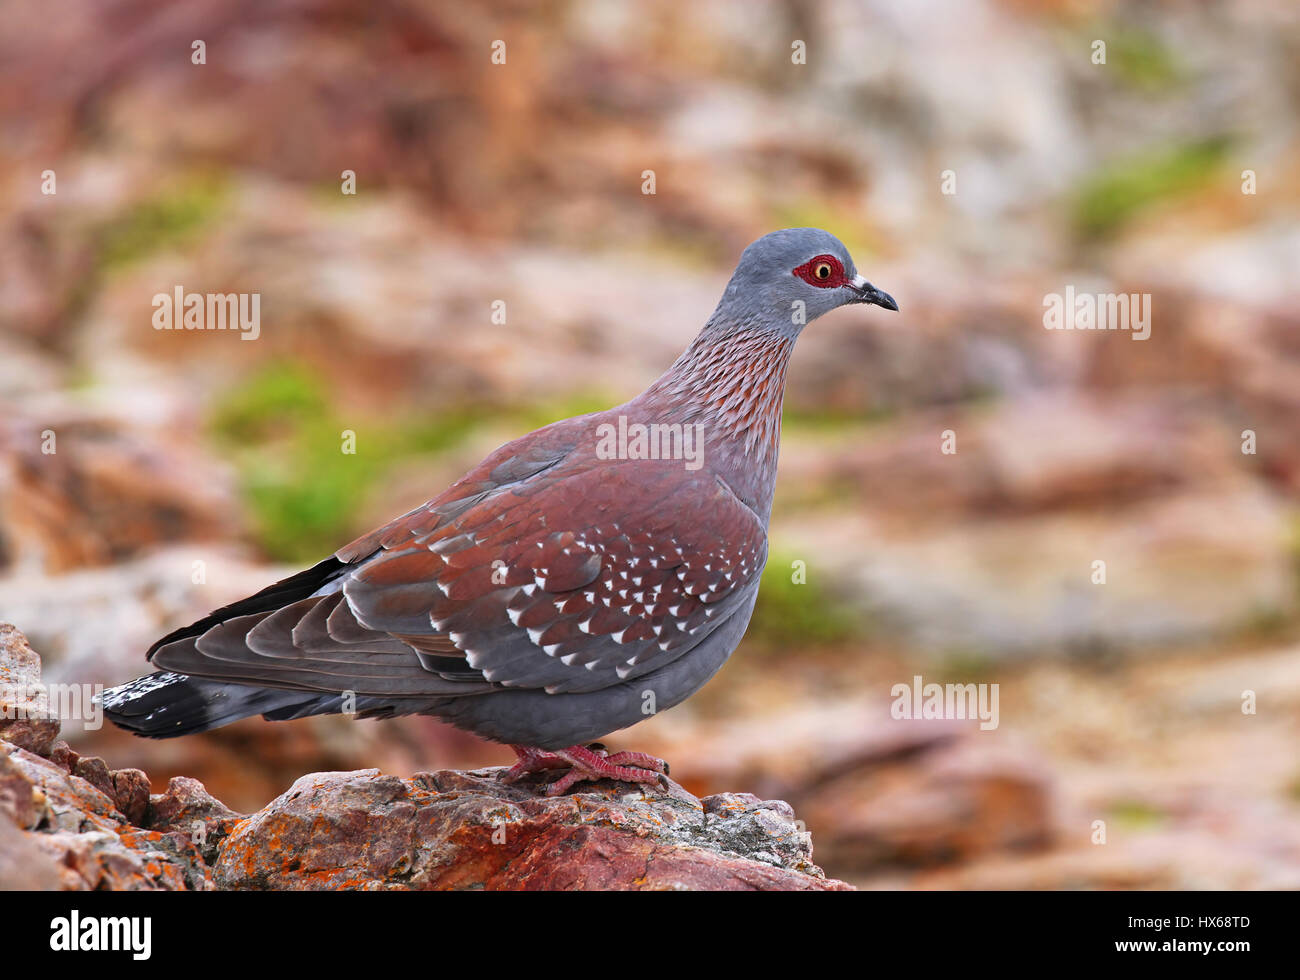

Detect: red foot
[504, 743, 669, 796]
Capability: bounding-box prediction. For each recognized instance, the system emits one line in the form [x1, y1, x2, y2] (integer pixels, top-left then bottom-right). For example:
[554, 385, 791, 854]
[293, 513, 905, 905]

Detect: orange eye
[813, 263, 832, 280]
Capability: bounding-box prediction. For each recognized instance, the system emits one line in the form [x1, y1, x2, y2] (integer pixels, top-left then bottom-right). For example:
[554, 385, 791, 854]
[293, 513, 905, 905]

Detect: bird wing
[150, 432, 768, 698]
[341, 454, 768, 694]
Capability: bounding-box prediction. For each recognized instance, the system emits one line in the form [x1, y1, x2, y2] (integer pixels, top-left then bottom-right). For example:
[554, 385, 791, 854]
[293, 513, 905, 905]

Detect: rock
[0, 748, 39, 829]
[71, 755, 114, 800]
[4, 728, 849, 891]
[7, 745, 127, 833]
[796, 737, 1054, 872]
[794, 392, 1296, 657]
[144, 776, 244, 866]
[66, 755, 148, 825]
[26, 827, 211, 891]
[2, 748, 844, 891]
[0, 811, 62, 890]
[0, 412, 240, 576]
[110, 768, 151, 827]
[0, 623, 60, 756]
[145, 776, 241, 831]
[1, 742, 211, 890]
[0, 626, 222, 890]
[214, 768, 846, 891]
[0, 405, 243, 571]
[45, 741, 80, 773]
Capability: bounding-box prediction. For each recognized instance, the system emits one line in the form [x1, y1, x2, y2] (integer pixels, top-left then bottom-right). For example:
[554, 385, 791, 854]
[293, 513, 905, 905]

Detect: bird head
[709, 227, 897, 337]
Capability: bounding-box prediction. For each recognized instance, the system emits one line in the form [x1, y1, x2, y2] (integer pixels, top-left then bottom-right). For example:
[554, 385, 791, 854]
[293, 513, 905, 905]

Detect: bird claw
[506, 743, 671, 796]
[501, 745, 570, 782]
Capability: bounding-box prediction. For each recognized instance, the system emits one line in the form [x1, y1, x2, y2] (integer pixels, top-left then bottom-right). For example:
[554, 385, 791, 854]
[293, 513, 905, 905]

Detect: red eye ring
[793, 254, 846, 289]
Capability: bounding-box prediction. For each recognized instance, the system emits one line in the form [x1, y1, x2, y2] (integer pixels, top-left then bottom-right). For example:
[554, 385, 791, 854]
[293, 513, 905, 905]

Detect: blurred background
[2, 0, 1299, 888]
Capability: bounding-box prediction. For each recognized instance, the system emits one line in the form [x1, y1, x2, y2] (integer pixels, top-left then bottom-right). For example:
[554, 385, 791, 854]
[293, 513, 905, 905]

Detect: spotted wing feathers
[148, 434, 766, 701]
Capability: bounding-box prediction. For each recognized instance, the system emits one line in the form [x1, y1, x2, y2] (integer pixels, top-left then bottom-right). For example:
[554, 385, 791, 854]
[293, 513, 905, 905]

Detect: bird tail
[100, 671, 344, 738]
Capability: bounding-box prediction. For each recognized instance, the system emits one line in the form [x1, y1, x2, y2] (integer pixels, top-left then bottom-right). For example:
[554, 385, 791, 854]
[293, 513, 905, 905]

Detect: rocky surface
[0, 624, 844, 890]
[0, 411, 239, 576]
[214, 768, 842, 891]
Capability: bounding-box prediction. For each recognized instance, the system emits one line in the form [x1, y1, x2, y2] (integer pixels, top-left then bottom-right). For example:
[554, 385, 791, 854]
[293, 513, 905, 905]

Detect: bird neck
[637, 325, 796, 514]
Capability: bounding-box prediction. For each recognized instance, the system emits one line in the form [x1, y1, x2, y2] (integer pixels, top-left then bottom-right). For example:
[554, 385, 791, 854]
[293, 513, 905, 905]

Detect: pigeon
[102, 228, 897, 795]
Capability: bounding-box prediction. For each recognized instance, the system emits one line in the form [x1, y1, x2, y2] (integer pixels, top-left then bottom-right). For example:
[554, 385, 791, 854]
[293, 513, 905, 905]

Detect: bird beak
[848, 274, 899, 312]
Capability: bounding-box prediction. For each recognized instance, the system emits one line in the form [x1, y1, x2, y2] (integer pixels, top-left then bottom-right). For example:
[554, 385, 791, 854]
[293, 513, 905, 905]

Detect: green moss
[310, 178, 360, 207]
[209, 362, 367, 562]
[240, 447, 377, 564]
[1072, 138, 1231, 239]
[783, 405, 898, 432]
[1237, 605, 1293, 641]
[97, 175, 229, 270]
[209, 362, 329, 445]
[1286, 775, 1300, 804]
[1108, 799, 1167, 830]
[936, 648, 998, 684]
[1105, 27, 1186, 92]
[745, 553, 863, 651]
[1288, 513, 1300, 594]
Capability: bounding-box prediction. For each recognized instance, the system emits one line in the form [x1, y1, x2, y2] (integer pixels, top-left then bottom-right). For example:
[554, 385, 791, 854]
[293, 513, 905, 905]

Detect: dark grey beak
[849, 275, 899, 312]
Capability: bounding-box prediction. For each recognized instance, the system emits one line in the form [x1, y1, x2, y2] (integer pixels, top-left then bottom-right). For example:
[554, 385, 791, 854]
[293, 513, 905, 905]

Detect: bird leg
[504, 743, 669, 796]
[503, 744, 572, 778]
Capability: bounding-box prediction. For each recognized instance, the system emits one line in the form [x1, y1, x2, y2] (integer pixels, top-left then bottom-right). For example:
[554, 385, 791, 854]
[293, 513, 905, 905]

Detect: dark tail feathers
[100, 671, 344, 738]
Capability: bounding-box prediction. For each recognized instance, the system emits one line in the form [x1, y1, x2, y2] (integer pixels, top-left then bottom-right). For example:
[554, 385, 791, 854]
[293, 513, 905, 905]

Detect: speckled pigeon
[103, 228, 897, 795]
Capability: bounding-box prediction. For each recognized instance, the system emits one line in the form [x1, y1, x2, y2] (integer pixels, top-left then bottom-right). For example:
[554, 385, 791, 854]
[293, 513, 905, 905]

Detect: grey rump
[102, 228, 896, 756]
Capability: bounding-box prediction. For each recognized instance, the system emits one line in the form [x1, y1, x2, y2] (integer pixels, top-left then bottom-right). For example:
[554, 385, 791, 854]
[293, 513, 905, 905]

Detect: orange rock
[213, 768, 848, 891]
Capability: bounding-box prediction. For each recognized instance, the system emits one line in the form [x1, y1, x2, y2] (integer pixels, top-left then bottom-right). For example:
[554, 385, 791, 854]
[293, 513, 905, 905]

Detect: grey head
[705, 227, 898, 338]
